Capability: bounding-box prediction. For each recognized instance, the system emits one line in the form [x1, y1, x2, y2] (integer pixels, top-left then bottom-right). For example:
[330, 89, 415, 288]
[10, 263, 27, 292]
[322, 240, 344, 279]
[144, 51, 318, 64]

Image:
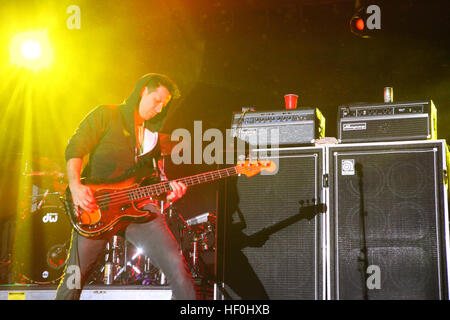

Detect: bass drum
[14, 204, 72, 284]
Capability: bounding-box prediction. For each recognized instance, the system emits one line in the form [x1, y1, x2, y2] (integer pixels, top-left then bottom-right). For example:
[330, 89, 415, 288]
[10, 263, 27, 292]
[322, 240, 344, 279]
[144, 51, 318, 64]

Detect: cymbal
[23, 156, 63, 173]
[22, 156, 66, 191]
[24, 171, 64, 178]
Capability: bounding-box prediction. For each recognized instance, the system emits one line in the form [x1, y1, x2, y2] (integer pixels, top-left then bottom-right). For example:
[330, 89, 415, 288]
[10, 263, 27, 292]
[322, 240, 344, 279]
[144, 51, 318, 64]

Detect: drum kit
[176, 212, 216, 279]
[12, 153, 216, 286]
[85, 209, 217, 286]
[11, 156, 69, 284]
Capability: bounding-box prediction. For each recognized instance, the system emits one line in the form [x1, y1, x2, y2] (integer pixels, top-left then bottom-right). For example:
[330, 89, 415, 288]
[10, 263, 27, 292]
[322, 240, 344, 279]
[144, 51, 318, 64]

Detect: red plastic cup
[284, 94, 298, 109]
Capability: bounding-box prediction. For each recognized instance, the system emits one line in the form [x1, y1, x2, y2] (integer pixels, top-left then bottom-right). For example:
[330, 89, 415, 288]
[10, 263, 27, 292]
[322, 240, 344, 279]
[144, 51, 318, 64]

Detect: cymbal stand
[104, 235, 121, 285]
[36, 189, 49, 210]
[113, 239, 129, 284]
[167, 206, 203, 278]
[191, 235, 200, 278]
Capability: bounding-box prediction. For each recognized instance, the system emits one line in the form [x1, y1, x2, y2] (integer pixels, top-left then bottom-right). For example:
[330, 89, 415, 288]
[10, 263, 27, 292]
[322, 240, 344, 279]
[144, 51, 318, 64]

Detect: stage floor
[0, 284, 172, 300]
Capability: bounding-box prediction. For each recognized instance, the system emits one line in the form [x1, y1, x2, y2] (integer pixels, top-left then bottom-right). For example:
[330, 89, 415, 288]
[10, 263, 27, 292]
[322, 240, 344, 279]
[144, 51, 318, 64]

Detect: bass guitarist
[55, 73, 196, 300]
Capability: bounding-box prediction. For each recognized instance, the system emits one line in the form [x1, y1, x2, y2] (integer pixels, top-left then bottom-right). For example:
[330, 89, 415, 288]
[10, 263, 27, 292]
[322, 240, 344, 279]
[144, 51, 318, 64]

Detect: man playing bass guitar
[55, 73, 196, 299]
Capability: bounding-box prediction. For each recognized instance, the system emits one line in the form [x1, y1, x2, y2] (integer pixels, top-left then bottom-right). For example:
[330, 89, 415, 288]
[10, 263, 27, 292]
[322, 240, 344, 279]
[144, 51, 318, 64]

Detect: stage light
[356, 18, 365, 31]
[10, 30, 54, 71]
[349, 3, 381, 38]
[21, 40, 42, 60]
[131, 247, 143, 260]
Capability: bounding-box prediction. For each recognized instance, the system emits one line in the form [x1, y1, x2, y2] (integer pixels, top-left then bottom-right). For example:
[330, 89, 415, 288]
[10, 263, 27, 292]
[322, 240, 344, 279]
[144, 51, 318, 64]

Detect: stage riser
[0, 287, 172, 300]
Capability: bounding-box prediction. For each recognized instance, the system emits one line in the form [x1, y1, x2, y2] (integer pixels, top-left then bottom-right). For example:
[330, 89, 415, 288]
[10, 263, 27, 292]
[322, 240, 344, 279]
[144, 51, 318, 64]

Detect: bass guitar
[62, 160, 276, 238]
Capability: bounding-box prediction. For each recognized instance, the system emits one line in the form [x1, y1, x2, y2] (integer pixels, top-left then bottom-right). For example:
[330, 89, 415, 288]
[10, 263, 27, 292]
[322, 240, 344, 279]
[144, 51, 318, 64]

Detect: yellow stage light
[10, 30, 53, 71]
[21, 40, 42, 60]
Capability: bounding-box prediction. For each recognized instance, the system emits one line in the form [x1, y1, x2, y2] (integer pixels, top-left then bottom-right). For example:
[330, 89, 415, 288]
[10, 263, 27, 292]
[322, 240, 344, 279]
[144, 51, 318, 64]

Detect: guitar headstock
[236, 160, 277, 177]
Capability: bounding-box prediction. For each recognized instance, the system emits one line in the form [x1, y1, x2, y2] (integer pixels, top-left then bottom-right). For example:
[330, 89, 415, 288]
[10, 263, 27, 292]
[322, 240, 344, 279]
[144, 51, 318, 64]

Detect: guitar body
[63, 176, 162, 239]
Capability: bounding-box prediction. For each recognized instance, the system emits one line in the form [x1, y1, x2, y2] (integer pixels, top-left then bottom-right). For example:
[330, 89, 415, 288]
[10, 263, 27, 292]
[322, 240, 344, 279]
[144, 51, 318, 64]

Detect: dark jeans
[55, 215, 196, 300]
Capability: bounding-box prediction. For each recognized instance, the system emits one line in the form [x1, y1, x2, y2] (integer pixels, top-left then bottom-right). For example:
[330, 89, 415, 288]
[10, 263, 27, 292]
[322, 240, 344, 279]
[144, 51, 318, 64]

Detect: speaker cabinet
[215, 147, 326, 300]
[328, 140, 449, 299]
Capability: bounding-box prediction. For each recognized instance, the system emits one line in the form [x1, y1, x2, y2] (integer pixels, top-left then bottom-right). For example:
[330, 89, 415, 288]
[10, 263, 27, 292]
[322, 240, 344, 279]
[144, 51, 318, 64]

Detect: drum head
[14, 205, 72, 284]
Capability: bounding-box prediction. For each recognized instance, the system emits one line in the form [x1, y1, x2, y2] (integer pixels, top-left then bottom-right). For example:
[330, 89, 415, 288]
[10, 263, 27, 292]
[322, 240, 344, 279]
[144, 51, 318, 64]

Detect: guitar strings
[91, 166, 241, 207]
[91, 162, 270, 208]
[93, 167, 238, 207]
[93, 166, 237, 201]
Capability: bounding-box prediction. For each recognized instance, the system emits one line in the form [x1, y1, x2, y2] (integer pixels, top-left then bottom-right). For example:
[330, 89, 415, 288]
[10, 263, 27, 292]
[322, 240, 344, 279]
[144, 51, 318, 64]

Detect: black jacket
[65, 74, 169, 181]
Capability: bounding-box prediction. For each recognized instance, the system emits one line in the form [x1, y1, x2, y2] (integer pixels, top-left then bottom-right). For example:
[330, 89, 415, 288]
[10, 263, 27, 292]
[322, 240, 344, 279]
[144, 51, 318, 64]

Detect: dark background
[0, 0, 449, 220]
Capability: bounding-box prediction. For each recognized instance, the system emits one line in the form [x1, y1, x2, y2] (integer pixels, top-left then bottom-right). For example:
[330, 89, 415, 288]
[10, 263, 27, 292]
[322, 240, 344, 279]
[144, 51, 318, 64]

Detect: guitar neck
[129, 166, 239, 201]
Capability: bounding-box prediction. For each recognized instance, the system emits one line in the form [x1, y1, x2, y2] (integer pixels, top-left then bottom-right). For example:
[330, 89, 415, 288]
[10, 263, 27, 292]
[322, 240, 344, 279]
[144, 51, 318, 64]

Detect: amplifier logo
[341, 159, 355, 176]
[343, 123, 367, 131]
[42, 212, 58, 223]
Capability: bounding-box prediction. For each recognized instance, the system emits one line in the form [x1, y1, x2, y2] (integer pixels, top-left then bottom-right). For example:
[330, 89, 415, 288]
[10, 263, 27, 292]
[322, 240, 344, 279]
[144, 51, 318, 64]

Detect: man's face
[138, 85, 172, 120]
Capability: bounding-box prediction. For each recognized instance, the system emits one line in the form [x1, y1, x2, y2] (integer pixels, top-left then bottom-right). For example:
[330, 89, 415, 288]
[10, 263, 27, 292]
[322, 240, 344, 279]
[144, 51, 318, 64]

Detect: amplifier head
[337, 100, 437, 143]
[230, 108, 325, 147]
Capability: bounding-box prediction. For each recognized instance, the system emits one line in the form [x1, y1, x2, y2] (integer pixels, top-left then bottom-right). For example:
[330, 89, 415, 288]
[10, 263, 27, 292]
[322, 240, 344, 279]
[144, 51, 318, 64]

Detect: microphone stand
[356, 163, 369, 300]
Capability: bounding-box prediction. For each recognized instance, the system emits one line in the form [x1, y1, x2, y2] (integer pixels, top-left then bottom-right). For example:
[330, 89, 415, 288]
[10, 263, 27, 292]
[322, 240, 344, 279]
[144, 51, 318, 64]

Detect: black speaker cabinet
[328, 140, 449, 300]
[215, 147, 326, 299]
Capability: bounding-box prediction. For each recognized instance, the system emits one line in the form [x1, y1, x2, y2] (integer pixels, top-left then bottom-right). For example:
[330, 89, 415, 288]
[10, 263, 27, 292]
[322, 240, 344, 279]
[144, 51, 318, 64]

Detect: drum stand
[168, 207, 201, 278]
[100, 200, 172, 286]
[103, 235, 121, 285]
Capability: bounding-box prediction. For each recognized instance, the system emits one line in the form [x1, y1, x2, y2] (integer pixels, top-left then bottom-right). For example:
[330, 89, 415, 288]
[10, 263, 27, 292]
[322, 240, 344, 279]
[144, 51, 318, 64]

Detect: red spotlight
[349, 4, 382, 38]
[356, 18, 365, 30]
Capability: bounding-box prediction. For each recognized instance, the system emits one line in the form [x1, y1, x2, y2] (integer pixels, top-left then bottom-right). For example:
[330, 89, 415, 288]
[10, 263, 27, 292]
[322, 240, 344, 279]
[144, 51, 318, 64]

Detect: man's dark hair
[145, 73, 181, 100]
[124, 73, 180, 132]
